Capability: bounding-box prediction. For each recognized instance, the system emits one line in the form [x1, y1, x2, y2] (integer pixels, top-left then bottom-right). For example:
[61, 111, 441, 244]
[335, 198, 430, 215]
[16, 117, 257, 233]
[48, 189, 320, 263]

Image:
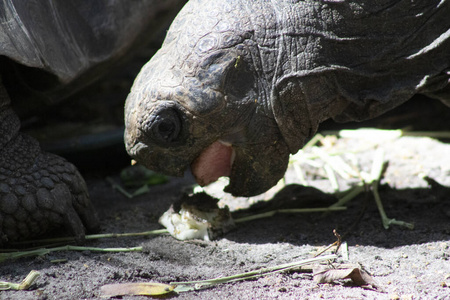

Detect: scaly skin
[0, 0, 189, 244]
[0, 81, 99, 245]
[125, 0, 450, 197]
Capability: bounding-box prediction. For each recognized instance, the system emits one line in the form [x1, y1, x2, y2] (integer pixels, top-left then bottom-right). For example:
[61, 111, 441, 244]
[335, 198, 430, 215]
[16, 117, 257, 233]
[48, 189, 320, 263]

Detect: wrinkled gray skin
[0, 0, 186, 244]
[125, 0, 450, 197]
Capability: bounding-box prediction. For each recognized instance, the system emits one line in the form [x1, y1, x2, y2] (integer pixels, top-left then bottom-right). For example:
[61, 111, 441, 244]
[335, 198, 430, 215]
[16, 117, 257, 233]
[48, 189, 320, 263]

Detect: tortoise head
[124, 2, 290, 196]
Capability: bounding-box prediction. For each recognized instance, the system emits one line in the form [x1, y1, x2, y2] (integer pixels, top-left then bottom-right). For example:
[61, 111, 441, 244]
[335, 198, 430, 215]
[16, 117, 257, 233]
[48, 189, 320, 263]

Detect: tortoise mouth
[190, 140, 235, 186]
[127, 141, 189, 177]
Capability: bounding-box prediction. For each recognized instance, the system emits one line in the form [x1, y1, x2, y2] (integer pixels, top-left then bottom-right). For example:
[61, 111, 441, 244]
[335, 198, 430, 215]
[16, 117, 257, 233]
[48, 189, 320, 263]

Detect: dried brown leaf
[313, 263, 383, 291]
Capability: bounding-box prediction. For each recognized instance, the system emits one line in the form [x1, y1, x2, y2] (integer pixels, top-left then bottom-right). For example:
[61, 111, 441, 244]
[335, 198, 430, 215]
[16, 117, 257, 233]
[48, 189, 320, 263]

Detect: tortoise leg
[0, 82, 99, 245]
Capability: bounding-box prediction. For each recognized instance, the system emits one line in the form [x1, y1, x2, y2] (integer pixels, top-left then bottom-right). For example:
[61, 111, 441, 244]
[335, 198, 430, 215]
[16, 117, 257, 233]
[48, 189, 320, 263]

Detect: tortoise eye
[146, 106, 182, 145]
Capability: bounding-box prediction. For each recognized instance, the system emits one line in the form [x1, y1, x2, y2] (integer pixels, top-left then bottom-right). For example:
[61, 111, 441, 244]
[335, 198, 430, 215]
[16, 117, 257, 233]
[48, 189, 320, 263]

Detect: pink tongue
[191, 141, 232, 186]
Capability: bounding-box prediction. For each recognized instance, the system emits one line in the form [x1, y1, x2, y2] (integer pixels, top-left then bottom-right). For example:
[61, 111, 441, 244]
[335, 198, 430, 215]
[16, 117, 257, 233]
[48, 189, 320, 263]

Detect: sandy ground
[0, 95, 449, 299]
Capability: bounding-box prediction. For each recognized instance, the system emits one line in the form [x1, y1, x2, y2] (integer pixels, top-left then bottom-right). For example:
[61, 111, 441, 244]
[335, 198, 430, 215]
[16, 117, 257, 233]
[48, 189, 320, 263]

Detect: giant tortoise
[125, 0, 450, 197]
[2, 0, 449, 244]
[0, 0, 186, 244]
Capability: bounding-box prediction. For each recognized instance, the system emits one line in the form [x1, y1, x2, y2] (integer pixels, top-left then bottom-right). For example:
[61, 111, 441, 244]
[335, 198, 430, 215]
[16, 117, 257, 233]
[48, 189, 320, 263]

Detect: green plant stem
[0, 270, 40, 290]
[9, 229, 169, 246]
[234, 207, 346, 223]
[328, 183, 365, 208]
[171, 254, 337, 292]
[85, 229, 169, 239]
[0, 246, 142, 263]
[323, 129, 450, 140]
[107, 177, 134, 198]
[401, 131, 450, 138]
[370, 148, 414, 230]
[303, 133, 324, 149]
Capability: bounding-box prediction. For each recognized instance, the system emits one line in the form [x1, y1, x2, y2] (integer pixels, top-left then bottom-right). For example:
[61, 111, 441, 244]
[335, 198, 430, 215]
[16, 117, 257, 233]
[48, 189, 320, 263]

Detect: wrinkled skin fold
[125, 0, 450, 197]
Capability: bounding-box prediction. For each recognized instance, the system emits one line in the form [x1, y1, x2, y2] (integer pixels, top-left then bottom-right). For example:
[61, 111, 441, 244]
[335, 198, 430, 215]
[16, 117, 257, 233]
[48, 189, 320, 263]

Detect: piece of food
[159, 193, 235, 241]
